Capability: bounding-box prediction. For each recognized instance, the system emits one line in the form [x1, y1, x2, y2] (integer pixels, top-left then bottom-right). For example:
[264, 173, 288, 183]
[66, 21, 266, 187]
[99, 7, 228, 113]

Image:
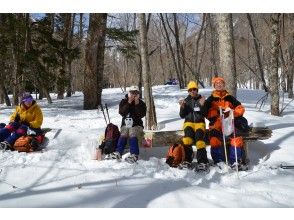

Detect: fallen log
[143, 127, 272, 148]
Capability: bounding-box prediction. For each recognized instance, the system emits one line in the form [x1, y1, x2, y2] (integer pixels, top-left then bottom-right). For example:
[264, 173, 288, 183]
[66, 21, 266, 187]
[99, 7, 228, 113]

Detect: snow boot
[195, 162, 210, 172]
[0, 141, 12, 151]
[108, 151, 122, 160]
[125, 154, 138, 164]
[178, 161, 192, 170]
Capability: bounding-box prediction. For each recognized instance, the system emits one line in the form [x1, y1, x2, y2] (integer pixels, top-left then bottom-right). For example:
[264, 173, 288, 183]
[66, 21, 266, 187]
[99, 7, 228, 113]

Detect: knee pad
[210, 137, 222, 148]
[195, 140, 206, 149]
[182, 136, 193, 145]
[230, 137, 244, 148]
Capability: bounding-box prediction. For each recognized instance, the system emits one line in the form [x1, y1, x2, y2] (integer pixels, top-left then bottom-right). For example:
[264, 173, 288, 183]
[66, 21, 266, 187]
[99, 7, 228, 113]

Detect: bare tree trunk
[159, 14, 182, 88]
[194, 14, 206, 82]
[208, 14, 219, 78]
[84, 13, 107, 110]
[79, 13, 83, 41]
[269, 14, 281, 116]
[246, 14, 269, 92]
[216, 13, 237, 97]
[172, 14, 184, 88]
[287, 16, 294, 99]
[138, 13, 157, 130]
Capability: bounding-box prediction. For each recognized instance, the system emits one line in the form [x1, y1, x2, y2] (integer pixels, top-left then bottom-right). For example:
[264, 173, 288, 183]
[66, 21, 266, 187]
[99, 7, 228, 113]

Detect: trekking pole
[220, 107, 229, 166]
[100, 104, 108, 125]
[231, 110, 240, 177]
[105, 103, 111, 124]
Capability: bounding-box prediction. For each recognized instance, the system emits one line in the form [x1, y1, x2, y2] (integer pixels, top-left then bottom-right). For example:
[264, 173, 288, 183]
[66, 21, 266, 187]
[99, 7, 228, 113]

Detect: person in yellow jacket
[0, 92, 43, 150]
[179, 81, 208, 171]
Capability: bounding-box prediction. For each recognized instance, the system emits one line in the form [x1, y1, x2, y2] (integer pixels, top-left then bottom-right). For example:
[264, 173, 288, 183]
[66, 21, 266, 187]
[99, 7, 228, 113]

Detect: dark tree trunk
[84, 13, 107, 110]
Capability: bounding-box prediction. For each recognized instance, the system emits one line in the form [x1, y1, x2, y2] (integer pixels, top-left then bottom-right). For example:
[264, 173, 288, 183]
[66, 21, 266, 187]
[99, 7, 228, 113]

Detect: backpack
[13, 136, 40, 152]
[99, 123, 120, 154]
[166, 143, 185, 167]
[234, 116, 250, 132]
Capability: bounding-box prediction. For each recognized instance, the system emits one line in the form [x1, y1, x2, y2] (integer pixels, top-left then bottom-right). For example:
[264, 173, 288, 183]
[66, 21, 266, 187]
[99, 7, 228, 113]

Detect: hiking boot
[178, 161, 192, 170]
[231, 162, 249, 171]
[125, 154, 138, 164]
[108, 151, 122, 160]
[195, 162, 209, 172]
[0, 141, 11, 151]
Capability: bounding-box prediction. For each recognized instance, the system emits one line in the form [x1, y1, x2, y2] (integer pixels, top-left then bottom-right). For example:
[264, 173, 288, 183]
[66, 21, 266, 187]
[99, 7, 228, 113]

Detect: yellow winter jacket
[10, 101, 43, 129]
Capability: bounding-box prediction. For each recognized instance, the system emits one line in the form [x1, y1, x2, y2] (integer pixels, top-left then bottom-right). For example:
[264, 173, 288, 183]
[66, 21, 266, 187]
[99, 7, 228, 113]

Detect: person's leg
[128, 126, 143, 156]
[0, 122, 20, 142]
[209, 128, 225, 163]
[229, 136, 244, 165]
[182, 123, 195, 163]
[5, 125, 28, 146]
[194, 123, 208, 164]
[115, 126, 129, 155]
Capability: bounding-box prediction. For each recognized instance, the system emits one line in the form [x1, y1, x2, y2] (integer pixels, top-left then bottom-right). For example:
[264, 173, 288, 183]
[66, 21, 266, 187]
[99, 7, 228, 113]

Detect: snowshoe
[195, 162, 210, 172]
[178, 161, 192, 170]
[0, 141, 12, 151]
[231, 162, 249, 171]
[107, 152, 122, 160]
[125, 154, 138, 164]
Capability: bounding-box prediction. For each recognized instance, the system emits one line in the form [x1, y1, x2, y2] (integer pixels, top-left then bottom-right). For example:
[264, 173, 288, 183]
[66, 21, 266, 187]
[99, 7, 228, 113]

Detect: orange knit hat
[212, 77, 225, 86]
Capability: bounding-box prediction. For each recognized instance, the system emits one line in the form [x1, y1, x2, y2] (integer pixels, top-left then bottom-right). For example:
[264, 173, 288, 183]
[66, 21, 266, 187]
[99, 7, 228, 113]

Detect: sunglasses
[188, 88, 198, 92]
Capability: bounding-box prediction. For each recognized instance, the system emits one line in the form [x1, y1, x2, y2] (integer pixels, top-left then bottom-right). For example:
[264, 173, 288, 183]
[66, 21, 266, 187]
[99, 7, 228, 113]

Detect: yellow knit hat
[187, 81, 198, 90]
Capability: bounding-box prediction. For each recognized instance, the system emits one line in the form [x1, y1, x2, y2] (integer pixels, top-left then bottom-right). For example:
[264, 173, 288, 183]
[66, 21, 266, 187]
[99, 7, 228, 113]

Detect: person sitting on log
[179, 80, 208, 171]
[202, 77, 248, 170]
[109, 86, 147, 164]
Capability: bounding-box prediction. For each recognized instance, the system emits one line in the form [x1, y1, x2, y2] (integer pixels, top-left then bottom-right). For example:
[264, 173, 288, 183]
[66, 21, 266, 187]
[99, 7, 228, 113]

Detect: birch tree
[216, 13, 237, 97]
[269, 14, 281, 116]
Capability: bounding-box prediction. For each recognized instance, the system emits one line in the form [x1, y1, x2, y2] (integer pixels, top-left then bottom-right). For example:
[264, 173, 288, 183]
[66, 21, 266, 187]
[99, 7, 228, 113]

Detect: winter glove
[21, 121, 30, 127]
[14, 114, 20, 123]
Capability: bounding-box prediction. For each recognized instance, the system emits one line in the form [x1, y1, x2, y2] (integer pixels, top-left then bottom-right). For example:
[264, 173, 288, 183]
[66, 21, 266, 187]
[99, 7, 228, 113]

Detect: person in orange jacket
[0, 92, 43, 150]
[202, 77, 246, 168]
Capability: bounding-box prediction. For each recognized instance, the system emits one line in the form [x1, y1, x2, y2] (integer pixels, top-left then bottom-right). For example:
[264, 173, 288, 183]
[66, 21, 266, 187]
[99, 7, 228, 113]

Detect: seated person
[0, 92, 43, 150]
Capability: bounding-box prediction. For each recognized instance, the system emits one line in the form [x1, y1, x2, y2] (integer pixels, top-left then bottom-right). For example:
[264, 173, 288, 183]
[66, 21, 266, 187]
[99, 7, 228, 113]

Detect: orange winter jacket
[202, 90, 245, 123]
[10, 101, 43, 129]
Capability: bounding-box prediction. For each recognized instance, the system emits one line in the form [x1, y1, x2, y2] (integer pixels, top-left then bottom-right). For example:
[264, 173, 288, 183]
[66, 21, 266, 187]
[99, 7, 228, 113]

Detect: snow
[1, 85, 294, 211]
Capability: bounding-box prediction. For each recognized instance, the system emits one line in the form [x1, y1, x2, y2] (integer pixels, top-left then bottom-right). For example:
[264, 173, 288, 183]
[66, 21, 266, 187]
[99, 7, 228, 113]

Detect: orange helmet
[212, 77, 225, 86]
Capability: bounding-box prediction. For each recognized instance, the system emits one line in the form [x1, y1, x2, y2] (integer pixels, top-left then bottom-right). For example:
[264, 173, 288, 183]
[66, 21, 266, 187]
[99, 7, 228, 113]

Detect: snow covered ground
[0, 85, 294, 209]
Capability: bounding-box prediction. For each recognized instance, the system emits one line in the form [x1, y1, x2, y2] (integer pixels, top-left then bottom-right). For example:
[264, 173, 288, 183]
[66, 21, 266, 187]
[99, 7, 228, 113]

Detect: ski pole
[105, 103, 111, 124]
[100, 104, 108, 125]
[220, 107, 229, 166]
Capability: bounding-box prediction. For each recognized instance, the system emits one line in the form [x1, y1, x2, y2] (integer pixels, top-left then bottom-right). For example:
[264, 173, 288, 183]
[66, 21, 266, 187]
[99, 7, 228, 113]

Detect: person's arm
[200, 96, 213, 117]
[9, 107, 19, 122]
[135, 100, 146, 118]
[227, 96, 245, 117]
[119, 99, 130, 117]
[29, 106, 43, 128]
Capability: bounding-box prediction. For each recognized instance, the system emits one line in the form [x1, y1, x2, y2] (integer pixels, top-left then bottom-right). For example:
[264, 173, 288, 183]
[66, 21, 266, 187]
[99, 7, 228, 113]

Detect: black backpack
[99, 123, 120, 154]
[234, 116, 250, 132]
